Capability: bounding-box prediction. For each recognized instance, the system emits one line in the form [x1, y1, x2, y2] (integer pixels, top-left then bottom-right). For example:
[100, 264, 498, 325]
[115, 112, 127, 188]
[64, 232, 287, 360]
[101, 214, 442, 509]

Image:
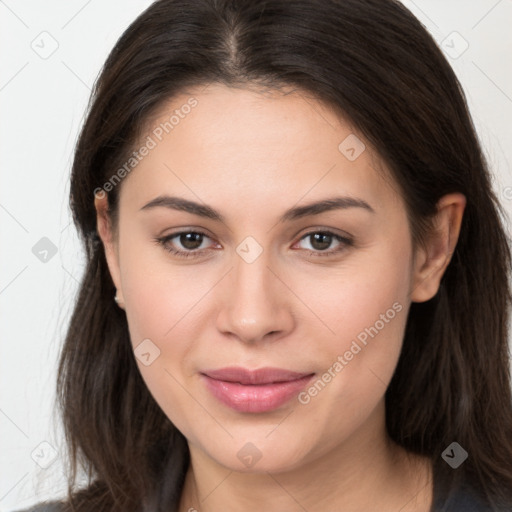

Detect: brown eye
[155, 230, 216, 259]
[295, 230, 354, 257]
[309, 232, 333, 251]
[179, 232, 204, 250]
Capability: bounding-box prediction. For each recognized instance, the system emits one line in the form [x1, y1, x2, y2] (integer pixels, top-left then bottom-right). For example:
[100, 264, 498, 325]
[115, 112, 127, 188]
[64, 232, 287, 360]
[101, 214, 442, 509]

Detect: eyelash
[154, 230, 354, 259]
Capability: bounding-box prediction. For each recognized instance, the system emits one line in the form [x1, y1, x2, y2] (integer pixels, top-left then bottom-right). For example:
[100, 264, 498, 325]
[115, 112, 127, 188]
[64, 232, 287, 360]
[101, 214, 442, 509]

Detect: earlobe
[94, 192, 124, 301]
[410, 193, 466, 303]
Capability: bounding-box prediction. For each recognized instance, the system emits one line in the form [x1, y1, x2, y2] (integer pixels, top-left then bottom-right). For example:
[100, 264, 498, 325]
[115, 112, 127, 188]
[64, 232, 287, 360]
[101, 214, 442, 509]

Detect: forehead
[120, 83, 403, 216]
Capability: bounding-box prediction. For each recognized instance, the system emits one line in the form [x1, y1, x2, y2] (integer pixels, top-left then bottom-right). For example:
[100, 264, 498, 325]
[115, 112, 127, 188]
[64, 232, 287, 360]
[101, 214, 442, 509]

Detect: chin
[196, 434, 314, 474]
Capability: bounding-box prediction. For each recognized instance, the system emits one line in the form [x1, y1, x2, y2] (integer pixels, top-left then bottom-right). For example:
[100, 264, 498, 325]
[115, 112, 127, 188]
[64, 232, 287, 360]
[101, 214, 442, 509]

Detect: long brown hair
[57, 0, 512, 510]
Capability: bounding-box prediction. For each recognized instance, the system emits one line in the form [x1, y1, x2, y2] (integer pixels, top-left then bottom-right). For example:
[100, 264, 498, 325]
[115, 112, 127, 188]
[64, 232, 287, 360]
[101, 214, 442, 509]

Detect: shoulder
[11, 501, 66, 512]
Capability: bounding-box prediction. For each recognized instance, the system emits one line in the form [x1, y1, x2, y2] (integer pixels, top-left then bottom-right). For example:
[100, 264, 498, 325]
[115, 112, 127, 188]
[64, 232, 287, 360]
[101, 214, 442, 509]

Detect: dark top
[12, 476, 508, 512]
[432, 481, 495, 511]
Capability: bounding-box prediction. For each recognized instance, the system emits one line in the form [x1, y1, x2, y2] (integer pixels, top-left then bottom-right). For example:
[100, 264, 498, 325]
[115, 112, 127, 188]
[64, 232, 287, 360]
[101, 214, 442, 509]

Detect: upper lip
[201, 366, 314, 385]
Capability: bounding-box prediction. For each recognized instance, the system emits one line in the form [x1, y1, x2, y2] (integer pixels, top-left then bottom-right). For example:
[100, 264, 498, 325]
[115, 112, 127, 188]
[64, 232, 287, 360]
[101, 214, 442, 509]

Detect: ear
[94, 192, 124, 303]
[410, 192, 466, 303]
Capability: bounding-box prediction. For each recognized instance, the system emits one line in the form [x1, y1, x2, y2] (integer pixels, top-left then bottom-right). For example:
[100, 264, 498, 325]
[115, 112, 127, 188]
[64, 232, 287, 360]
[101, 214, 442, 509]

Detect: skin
[95, 83, 466, 512]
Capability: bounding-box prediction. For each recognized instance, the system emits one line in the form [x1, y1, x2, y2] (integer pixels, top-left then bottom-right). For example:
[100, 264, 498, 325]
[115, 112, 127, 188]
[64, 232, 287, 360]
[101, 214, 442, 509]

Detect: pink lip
[201, 366, 315, 413]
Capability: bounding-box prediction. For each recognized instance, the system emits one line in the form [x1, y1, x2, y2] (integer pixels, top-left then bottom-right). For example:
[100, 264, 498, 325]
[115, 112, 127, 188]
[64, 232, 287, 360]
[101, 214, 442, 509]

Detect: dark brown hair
[56, 0, 512, 510]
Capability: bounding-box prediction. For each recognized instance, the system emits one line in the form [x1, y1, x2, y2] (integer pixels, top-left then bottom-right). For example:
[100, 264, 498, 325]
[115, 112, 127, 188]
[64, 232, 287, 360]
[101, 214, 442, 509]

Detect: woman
[17, 0, 512, 510]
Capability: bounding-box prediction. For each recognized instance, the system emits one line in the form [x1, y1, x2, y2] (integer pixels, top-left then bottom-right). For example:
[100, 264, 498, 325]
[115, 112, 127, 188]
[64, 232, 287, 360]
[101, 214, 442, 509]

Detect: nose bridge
[234, 249, 273, 304]
[216, 244, 293, 343]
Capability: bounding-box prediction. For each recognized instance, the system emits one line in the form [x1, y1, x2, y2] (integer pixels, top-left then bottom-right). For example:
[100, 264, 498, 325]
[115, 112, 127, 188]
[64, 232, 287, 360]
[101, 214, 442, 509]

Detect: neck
[177, 403, 433, 512]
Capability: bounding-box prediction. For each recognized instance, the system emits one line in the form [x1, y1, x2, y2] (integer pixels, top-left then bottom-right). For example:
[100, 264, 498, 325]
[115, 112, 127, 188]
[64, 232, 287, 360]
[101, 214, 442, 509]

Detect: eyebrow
[140, 195, 375, 222]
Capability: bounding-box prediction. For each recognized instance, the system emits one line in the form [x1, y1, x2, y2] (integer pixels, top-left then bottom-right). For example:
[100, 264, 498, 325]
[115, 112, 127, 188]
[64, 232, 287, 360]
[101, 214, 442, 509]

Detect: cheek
[292, 236, 412, 425]
[295, 235, 411, 350]
[118, 223, 212, 345]
[116, 234, 226, 424]
[118, 248, 216, 439]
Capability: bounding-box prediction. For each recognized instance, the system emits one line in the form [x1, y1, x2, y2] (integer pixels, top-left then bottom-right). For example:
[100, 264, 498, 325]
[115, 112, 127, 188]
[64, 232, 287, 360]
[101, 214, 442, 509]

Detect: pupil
[311, 233, 331, 250]
[181, 233, 203, 250]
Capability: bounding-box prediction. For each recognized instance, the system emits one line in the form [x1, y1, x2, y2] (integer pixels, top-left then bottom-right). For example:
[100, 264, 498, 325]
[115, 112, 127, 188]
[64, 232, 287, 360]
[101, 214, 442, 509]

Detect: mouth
[200, 366, 315, 413]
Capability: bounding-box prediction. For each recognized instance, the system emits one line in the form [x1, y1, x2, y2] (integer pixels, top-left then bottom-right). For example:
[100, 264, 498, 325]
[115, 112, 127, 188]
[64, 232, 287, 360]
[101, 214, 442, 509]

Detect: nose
[215, 249, 295, 345]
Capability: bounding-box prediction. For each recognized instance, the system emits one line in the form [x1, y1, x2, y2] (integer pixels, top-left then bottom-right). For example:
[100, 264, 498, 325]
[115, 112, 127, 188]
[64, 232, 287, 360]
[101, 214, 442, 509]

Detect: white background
[1, 1, 511, 509]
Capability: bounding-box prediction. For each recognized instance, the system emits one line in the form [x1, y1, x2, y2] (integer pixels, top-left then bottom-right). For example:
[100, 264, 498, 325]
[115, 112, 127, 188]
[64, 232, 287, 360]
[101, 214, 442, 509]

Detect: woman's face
[97, 83, 437, 473]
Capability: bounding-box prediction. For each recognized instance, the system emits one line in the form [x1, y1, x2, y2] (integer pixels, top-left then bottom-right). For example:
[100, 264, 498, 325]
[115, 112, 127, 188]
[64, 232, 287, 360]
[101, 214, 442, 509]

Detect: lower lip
[201, 374, 315, 413]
